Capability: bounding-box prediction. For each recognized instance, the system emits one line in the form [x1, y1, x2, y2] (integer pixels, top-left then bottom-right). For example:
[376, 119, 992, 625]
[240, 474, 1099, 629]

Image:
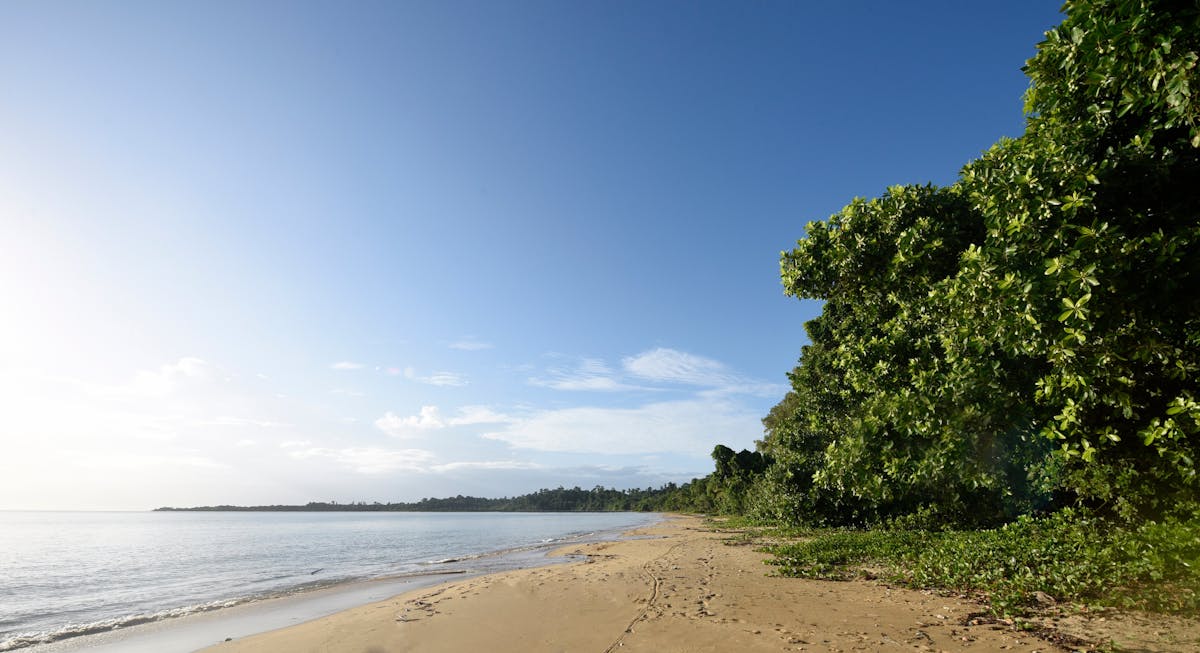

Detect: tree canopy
[758, 0, 1199, 526]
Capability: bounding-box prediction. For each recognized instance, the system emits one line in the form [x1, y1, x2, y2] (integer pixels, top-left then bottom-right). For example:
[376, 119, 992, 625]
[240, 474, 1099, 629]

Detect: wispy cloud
[289, 449, 537, 475]
[90, 357, 214, 399]
[205, 417, 288, 428]
[528, 357, 633, 392]
[430, 460, 541, 472]
[622, 348, 786, 397]
[403, 366, 468, 387]
[481, 398, 761, 455]
[697, 382, 787, 399]
[423, 372, 468, 387]
[289, 447, 435, 474]
[331, 361, 365, 371]
[449, 405, 514, 426]
[375, 405, 512, 437]
[527, 348, 782, 397]
[70, 452, 230, 471]
[56, 359, 319, 450]
[622, 348, 731, 386]
[448, 338, 493, 351]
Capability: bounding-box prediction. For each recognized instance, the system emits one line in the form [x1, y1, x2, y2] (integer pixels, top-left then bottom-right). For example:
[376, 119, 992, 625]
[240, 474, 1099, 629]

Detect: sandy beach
[193, 515, 1198, 653]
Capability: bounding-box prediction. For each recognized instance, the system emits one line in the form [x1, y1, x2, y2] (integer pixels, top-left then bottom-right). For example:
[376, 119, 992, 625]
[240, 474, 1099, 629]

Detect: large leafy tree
[775, 185, 1035, 525]
[765, 0, 1199, 525]
[949, 0, 1200, 516]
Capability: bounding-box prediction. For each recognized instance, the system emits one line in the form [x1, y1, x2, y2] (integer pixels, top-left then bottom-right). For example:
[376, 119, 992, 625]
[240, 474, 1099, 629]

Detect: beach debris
[310, 568, 324, 575]
[1032, 591, 1056, 606]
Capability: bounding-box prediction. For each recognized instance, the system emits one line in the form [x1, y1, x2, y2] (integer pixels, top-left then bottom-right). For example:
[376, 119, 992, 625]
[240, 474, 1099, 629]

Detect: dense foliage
[756, 0, 1199, 526]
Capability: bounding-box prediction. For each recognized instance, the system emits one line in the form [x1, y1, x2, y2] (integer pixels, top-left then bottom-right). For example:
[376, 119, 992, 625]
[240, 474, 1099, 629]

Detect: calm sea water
[0, 511, 660, 651]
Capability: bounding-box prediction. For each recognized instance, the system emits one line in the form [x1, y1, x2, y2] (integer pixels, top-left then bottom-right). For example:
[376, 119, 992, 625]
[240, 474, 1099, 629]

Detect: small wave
[417, 550, 491, 566]
[0, 599, 243, 652]
[373, 569, 468, 582]
[247, 573, 296, 585]
[411, 528, 629, 571]
[0, 574, 363, 653]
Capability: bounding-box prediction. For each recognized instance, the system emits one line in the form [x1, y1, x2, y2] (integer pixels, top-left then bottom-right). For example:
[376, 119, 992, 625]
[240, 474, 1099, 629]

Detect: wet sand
[199, 514, 1200, 652]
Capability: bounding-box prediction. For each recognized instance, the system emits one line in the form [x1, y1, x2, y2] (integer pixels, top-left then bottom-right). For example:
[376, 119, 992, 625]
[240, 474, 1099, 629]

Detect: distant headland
[155, 484, 683, 512]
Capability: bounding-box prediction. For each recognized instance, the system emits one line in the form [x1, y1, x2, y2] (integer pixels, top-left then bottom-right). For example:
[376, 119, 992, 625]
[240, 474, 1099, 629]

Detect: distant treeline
[155, 484, 699, 512]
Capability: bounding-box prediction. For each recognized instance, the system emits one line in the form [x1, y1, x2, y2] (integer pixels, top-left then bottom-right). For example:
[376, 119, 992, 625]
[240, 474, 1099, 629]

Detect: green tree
[946, 0, 1200, 516]
[767, 0, 1199, 525]
[775, 184, 1037, 525]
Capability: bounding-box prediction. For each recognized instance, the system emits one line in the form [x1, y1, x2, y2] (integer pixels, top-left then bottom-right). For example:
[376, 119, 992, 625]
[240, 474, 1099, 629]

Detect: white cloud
[206, 417, 288, 428]
[403, 366, 468, 387]
[528, 357, 634, 392]
[54, 359, 309, 446]
[619, 348, 786, 397]
[448, 405, 513, 426]
[375, 406, 446, 437]
[448, 338, 493, 351]
[90, 357, 213, 399]
[530, 376, 625, 391]
[375, 405, 511, 437]
[430, 460, 542, 472]
[331, 361, 365, 370]
[622, 348, 731, 386]
[170, 357, 212, 377]
[2, 347, 773, 509]
[481, 399, 761, 455]
[70, 452, 230, 471]
[424, 372, 468, 387]
[288, 447, 435, 474]
[698, 382, 788, 399]
[527, 350, 776, 395]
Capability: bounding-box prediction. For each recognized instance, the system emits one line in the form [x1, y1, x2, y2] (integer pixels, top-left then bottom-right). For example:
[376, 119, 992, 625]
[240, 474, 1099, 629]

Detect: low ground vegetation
[764, 508, 1200, 617]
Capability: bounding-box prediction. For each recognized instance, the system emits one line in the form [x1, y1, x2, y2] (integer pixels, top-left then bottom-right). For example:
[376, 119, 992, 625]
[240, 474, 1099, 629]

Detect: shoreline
[12, 515, 661, 653]
[18, 571, 469, 653]
[202, 514, 1005, 652]
[199, 515, 1200, 653]
[16, 515, 1197, 652]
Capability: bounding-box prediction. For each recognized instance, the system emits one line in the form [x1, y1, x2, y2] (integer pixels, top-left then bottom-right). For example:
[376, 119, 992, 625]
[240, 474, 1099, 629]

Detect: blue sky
[0, 1, 1064, 510]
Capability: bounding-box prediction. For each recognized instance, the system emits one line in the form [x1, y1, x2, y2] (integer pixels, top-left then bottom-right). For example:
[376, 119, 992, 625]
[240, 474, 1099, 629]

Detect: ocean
[0, 510, 661, 651]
